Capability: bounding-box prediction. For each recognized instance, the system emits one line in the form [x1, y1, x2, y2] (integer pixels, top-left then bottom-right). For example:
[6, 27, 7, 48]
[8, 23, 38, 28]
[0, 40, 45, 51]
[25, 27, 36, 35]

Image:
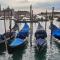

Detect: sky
[0, 0, 60, 13]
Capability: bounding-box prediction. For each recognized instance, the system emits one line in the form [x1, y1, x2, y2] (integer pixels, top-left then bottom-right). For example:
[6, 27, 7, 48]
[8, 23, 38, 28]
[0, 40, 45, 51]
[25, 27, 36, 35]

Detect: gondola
[35, 23, 47, 52]
[0, 24, 18, 53]
[8, 38, 28, 53]
[35, 38, 47, 52]
[0, 31, 15, 44]
[0, 23, 18, 43]
[35, 23, 47, 39]
[0, 31, 16, 54]
[17, 23, 29, 39]
[7, 23, 29, 53]
[11, 23, 19, 31]
[57, 18, 60, 22]
[49, 24, 60, 44]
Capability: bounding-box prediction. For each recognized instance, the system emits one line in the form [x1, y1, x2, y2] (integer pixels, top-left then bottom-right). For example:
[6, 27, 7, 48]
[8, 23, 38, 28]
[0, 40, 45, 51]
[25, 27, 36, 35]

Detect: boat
[0, 31, 15, 44]
[1, 24, 18, 42]
[17, 23, 29, 39]
[57, 18, 60, 22]
[8, 38, 28, 53]
[0, 31, 16, 54]
[35, 23, 47, 39]
[49, 24, 60, 44]
[7, 23, 29, 53]
[50, 24, 60, 39]
[35, 23, 47, 52]
[11, 23, 19, 31]
[0, 22, 18, 53]
[35, 38, 47, 52]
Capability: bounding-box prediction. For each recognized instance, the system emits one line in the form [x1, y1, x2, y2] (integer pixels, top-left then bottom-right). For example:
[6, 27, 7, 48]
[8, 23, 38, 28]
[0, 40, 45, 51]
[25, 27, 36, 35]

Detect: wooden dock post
[30, 5, 33, 46]
[45, 10, 47, 31]
[9, 10, 12, 39]
[50, 7, 54, 46]
[18, 14, 20, 32]
[4, 10, 8, 53]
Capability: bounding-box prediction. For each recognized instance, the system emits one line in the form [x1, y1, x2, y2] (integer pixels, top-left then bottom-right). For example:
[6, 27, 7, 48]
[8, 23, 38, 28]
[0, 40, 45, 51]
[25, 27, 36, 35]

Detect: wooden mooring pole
[18, 14, 20, 32]
[9, 10, 12, 39]
[30, 5, 33, 46]
[45, 10, 47, 31]
[4, 10, 8, 53]
[50, 7, 54, 47]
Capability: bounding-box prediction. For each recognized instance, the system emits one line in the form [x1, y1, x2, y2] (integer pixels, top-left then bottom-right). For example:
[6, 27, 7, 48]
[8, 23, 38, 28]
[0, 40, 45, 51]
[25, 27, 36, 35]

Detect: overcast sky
[0, 0, 60, 11]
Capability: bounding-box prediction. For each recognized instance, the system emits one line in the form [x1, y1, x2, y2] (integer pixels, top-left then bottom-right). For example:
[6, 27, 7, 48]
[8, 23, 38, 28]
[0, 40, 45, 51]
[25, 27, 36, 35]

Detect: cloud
[32, 2, 60, 10]
[0, 0, 30, 10]
[28, 0, 60, 3]
[0, 0, 60, 10]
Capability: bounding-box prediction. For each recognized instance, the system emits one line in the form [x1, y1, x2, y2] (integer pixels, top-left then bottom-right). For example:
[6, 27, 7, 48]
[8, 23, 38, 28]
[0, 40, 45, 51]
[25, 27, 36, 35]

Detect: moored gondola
[35, 38, 47, 52]
[0, 31, 16, 53]
[11, 23, 19, 31]
[17, 23, 29, 39]
[35, 23, 47, 39]
[8, 38, 28, 53]
[0, 23, 18, 53]
[35, 23, 47, 52]
[57, 18, 60, 22]
[0, 31, 15, 44]
[0, 23, 18, 44]
[49, 24, 60, 44]
[7, 23, 29, 53]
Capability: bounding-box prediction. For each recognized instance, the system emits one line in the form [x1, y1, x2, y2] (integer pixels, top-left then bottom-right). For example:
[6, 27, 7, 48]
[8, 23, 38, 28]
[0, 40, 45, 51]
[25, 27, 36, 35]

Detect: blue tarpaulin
[53, 29, 60, 38]
[17, 23, 29, 39]
[10, 38, 24, 47]
[20, 23, 29, 33]
[36, 38, 46, 46]
[50, 24, 60, 39]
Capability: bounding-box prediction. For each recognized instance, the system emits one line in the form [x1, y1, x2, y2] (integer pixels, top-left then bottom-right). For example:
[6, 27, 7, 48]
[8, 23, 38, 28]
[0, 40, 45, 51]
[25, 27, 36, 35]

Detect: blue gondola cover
[50, 24, 60, 39]
[17, 23, 29, 39]
[36, 38, 46, 46]
[10, 38, 24, 47]
[0, 34, 4, 40]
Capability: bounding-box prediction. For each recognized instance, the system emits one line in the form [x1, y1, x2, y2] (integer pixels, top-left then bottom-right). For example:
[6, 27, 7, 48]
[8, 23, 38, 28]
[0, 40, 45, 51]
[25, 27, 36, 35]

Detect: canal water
[0, 19, 60, 60]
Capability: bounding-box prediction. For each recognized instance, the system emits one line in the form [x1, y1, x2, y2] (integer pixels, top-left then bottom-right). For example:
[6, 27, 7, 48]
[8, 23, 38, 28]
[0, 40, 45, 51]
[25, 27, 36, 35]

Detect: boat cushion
[36, 38, 46, 46]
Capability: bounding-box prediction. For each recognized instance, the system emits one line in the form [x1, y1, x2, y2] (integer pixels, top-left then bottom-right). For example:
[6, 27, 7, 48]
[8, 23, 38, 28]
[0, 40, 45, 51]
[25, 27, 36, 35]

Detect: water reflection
[35, 50, 46, 60]
[11, 37, 29, 60]
[54, 42, 60, 53]
[0, 44, 6, 55]
[12, 49, 25, 60]
[12, 44, 27, 60]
